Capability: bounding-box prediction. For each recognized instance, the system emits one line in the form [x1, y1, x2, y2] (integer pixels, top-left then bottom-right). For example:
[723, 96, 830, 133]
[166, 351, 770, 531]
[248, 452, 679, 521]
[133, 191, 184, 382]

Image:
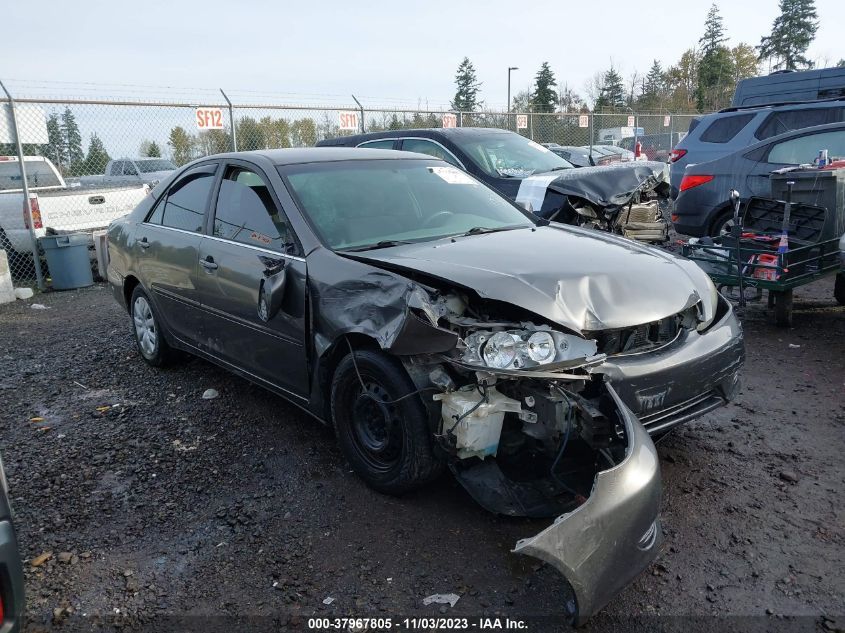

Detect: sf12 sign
[339, 111, 360, 131]
[516, 114, 528, 129]
[196, 107, 225, 130]
[663, 115, 671, 127]
[442, 113, 457, 128]
[627, 115, 636, 127]
[578, 114, 589, 128]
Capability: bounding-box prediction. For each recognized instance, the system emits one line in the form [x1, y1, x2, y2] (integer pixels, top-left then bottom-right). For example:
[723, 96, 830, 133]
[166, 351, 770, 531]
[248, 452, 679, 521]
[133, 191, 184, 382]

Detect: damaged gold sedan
[107, 148, 744, 623]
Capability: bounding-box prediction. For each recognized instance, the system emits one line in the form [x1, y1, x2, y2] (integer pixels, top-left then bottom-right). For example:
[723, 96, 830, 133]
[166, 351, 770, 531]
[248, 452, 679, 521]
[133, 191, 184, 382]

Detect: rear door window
[699, 113, 755, 143]
[755, 108, 834, 140]
[147, 167, 216, 232]
[123, 162, 139, 176]
[767, 129, 845, 164]
[399, 138, 462, 167]
[357, 139, 396, 150]
[213, 165, 297, 254]
[109, 161, 124, 176]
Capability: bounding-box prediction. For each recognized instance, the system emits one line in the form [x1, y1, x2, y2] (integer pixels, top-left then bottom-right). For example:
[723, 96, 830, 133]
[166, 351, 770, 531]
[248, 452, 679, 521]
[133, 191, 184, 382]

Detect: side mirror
[257, 257, 287, 322]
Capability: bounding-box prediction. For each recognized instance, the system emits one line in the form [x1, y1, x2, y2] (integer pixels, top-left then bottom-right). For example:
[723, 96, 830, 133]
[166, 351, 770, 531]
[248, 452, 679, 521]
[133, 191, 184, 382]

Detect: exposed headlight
[482, 331, 518, 368]
[526, 331, 556, 362]
[464, 327, 598, 370]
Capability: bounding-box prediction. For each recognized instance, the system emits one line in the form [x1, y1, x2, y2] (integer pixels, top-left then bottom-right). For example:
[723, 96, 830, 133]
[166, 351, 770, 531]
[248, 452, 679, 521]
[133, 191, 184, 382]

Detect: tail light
[669, 149, 687, 163]
[24, 195, 43, 229]
[679, 174, 714, 192]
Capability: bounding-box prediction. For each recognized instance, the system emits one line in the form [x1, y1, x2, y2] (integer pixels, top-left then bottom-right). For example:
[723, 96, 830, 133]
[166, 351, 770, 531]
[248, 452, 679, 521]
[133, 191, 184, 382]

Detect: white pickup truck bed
[0, 156, 149, 256]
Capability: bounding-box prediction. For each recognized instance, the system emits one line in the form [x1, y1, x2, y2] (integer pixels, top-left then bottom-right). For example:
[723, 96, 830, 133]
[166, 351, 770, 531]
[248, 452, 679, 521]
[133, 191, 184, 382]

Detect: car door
[746, 128, 845, 196]
[196, 160, 308, 398]
[135, 163, 218, 346]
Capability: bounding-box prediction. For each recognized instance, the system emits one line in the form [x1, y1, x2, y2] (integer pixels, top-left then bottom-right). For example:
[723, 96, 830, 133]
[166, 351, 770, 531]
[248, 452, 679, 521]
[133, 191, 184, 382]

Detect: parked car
[672, 122, 845, 236]
[733, 66, 845, 107]
[108, 148, 743, 622]
[0, 453, 24, 633]
[0, 155, 149, 269]
[80, 157, 177, 188]
[593, 144, 635, 161]
[620, 133, 683, 162]
[548, 145, 612, 167]
[669, 98, 845, 201]
[317, 129, 670, 240]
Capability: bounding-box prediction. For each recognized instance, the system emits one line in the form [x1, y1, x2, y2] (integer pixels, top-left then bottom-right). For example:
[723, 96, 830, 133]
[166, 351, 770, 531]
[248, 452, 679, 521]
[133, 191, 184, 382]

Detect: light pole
[507, 66, 519, 130]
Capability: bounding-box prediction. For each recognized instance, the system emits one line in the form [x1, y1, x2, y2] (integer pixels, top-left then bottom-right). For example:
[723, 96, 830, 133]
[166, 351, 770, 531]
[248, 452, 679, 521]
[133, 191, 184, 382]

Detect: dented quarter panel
[353, 224, 717, 332]
[512, 386, 663, 624]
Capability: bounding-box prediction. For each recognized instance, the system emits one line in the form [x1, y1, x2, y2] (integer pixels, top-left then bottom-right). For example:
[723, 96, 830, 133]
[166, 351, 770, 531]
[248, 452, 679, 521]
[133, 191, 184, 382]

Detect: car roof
[318, 127, 515, 146]
[195, 147, 436, 166]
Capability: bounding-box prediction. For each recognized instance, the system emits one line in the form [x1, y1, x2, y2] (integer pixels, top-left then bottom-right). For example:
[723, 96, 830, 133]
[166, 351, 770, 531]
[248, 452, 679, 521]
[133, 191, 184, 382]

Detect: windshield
[451, 133, 574, 178]
[281, 159, 536, 251]
[136, 159, 177, 173]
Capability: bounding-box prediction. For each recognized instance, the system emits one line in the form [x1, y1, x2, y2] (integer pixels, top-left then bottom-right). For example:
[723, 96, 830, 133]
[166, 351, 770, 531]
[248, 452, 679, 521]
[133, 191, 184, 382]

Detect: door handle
[200, 256, 218, 271]
[138, 237, 150, 249]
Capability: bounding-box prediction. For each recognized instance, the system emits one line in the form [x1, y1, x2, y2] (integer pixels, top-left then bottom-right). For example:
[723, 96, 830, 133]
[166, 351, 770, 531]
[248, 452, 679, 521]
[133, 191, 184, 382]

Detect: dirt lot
[0, 278, 842, 633]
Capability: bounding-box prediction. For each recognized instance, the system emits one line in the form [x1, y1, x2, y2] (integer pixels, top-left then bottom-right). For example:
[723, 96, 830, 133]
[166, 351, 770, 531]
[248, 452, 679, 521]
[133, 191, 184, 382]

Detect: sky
[3, 0, 844, 109]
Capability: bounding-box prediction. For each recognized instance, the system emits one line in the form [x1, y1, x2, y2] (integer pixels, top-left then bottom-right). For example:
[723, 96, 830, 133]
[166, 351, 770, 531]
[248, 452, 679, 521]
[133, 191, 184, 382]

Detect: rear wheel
[130, 286, 174, 367]
[330, 349, 443, 494]
[710, 209, 735, 237]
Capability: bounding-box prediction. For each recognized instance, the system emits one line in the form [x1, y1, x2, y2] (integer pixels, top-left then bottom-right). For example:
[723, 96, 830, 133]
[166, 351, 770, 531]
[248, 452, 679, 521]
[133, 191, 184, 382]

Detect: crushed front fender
[512, 385, 662, 624]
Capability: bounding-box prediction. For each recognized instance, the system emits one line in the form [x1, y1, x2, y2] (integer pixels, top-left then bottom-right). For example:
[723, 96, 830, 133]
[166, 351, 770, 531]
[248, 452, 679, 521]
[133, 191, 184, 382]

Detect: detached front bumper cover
[512, 386, 663, 624]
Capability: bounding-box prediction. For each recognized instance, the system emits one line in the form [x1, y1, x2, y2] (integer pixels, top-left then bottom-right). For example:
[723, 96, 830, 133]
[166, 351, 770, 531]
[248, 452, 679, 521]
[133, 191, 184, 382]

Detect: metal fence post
[0, 80, 44, 290]
[220, 89, 237, 151]
[458, 111, 463, 127]
[669, 115, 675, 150]
[351, 95, 365, 133]
[588, 112, 594, 156]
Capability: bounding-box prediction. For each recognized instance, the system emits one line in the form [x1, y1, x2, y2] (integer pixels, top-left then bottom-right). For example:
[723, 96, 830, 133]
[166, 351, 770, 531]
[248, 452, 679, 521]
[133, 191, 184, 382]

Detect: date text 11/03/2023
[307, 617, 530, 630]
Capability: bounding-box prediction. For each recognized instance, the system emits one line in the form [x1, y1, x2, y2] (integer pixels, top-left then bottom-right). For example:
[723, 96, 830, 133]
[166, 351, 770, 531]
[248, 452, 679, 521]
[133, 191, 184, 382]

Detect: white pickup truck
[0, 155, 149, 260]
[79, 157, 177, 188]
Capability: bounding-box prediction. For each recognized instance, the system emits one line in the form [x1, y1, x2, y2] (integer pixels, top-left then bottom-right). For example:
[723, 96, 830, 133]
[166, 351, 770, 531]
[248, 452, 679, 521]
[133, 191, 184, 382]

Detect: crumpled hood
[516, 161, 671, 214]
[353, 224, 716, 333]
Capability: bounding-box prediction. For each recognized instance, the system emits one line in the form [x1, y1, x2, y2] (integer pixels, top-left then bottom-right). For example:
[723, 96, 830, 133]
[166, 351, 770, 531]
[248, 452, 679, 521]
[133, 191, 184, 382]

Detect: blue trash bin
[40, 234, 94, 290]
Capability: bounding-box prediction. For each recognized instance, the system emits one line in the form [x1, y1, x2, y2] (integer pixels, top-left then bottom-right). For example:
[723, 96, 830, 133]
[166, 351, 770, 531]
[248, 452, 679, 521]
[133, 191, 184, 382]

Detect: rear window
[699, 114, 755, 143]
[0, 159, 62, 190]
[755, 107, 845, 140]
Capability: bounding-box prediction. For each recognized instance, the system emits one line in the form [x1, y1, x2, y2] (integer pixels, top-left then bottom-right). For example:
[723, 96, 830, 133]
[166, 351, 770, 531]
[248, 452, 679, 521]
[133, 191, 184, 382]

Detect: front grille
[590, 314, 684, 356]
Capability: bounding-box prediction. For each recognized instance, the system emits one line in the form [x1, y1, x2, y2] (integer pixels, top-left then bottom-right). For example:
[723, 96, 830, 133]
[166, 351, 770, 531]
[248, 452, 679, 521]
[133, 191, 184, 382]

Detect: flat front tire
[330, 350, 443, 494]
[130, 285, 173, 367]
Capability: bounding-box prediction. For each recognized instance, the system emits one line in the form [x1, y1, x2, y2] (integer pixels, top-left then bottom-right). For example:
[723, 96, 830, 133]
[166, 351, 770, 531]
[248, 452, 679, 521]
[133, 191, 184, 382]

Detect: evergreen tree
[699, 4, 727, 55]
[758, 0, 819, 70]
[595, 67, 626, 109]
[168, 126, 194, 166]
[838, 59, 845, 68]
[44, 113, 66, 173]
[696, 4, 735, 111]
[147, 141, 161, 157]
[450, 57, 482, 112]
[82, 134, 110, 175]
[530, 62, 557, 113]
[639, 60, 665, 109]
[60, 107, 84, 175]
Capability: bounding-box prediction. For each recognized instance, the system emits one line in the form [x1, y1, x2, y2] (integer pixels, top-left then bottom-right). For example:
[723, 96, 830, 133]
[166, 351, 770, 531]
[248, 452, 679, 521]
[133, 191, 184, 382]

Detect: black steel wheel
[330, 349, 443, 494]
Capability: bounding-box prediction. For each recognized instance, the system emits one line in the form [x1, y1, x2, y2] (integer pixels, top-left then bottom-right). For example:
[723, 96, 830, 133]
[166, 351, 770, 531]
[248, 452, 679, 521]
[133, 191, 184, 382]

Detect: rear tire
[330, 349, 443, 494]
[710, 209, 735, 237]
[129, 285, 174, 367]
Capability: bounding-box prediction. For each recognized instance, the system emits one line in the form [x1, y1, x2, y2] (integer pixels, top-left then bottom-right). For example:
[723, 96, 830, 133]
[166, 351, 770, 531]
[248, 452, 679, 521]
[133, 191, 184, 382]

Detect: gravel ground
[0, 278, 842, 633]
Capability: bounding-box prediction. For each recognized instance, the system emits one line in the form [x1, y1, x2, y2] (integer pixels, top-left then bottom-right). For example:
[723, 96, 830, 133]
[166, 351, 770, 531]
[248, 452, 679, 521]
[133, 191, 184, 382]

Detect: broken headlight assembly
[462, 328, 598, 370]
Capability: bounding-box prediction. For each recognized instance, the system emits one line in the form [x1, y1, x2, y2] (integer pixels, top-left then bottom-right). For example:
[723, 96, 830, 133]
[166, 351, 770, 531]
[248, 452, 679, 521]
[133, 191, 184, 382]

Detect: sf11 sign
[196, 107, 225, 130]
[664, 115, 671, 127]
[627, 115, 635, 127]
[339, 111, 360, 131]
[578, 114, 589, 128]
[442, 113, 457, 128]
[516, 115, 528, 130]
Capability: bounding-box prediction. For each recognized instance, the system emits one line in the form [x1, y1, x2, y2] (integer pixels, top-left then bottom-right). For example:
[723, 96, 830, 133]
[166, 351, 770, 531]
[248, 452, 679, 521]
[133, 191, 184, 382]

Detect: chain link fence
[0, 84, 703, 290]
